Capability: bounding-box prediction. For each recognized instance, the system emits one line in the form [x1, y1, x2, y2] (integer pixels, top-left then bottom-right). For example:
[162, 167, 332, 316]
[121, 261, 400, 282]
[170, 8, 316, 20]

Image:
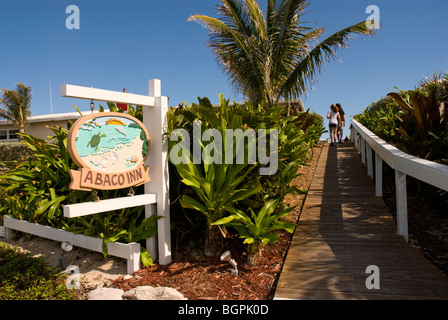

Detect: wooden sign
[67, 112, 151, 191]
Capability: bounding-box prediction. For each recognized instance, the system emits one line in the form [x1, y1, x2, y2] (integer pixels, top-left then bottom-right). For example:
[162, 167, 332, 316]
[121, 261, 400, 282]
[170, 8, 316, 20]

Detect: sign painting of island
[67, 112, 151, 191]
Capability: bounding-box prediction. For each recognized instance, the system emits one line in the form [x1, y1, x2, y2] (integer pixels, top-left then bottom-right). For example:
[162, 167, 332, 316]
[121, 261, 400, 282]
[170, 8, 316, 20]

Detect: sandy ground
[1, 235, 127, 296]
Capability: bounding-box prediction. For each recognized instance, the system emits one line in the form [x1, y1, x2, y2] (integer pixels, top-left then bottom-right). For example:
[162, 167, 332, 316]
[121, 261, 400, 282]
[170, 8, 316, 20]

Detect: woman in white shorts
[327, 104, 341, 146]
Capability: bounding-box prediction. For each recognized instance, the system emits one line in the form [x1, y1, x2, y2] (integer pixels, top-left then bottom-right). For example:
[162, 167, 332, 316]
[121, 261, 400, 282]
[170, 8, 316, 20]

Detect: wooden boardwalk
[274, 143, 448, 300]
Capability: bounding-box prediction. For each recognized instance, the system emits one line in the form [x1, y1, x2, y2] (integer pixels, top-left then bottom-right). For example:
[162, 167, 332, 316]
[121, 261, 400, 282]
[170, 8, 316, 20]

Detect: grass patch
[0, 242, 80, 300]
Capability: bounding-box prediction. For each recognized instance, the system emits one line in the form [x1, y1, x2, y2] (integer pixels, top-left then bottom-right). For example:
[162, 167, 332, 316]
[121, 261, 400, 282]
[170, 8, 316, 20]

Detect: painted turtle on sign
[87, 132, 106, 150]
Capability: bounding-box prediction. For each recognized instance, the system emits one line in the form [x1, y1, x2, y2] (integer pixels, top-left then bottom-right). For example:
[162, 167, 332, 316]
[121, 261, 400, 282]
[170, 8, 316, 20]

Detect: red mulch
[111, 144, 324, 300]
[112, 232, 290, 300]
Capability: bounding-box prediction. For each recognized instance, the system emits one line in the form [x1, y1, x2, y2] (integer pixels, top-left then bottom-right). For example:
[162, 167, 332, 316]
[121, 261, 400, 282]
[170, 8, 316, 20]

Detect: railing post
[375, 152, 383, 197]
[395, 170, 408, 242]
[366, 144, 373, 179]
[360, 138, 366, 165]
[350, 126, 355, 146]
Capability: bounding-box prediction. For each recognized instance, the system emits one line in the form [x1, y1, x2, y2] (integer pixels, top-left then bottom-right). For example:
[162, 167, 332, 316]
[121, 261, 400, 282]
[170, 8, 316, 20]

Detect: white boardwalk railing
[351, 119, 448, 242]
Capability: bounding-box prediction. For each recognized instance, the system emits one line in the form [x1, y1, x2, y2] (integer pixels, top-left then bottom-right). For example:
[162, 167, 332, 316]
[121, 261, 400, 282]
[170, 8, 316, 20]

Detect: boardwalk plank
[274, 143, 448, 300]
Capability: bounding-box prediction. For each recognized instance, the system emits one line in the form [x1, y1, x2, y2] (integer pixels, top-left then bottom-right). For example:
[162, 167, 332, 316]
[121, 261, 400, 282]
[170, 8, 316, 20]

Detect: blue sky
[1, 0, 447, 139]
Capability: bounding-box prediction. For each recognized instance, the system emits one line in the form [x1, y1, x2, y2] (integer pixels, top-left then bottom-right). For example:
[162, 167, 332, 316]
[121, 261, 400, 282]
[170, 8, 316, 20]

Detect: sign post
[61, 79, 171, 266]
[144, 79, 171, 265]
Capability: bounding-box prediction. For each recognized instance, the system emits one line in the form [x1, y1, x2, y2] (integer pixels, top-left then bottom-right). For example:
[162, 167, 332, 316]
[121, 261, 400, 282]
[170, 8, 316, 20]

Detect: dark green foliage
[0, 243, 80, 300]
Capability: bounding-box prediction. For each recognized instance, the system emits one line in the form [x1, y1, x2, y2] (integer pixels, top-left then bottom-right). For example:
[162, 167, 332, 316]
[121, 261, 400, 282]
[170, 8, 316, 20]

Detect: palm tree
[0, 83, 32, 141]
[189, 0, 375, 108]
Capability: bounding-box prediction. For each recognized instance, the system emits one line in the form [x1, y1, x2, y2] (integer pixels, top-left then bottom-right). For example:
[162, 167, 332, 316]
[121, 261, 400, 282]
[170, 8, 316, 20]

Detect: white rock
[122, 286, 187, 300]
[87, 288, 124, 300]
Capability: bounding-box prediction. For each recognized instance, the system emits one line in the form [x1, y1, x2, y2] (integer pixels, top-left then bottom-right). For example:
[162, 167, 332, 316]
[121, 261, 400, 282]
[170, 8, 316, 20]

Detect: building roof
[0, 110, 106, 126]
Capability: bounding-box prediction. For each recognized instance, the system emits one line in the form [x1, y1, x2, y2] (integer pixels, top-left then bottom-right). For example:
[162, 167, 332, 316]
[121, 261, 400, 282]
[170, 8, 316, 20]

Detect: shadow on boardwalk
[274, 143, 448, 300]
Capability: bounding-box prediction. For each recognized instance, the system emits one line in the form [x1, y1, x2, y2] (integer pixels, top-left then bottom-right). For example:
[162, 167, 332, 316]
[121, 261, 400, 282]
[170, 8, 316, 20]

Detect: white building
[0, 110, 96, 141]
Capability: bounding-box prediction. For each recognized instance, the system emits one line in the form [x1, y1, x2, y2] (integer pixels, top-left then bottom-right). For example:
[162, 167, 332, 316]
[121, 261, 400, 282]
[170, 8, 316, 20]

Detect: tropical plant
[212, 198, 295, 265]
[420, 72, 448, 104]
[0, 83, 32, 141]
[353, 97, 405, 141]
[0, 127, 76, 225]
[388, 87, 447, 161]
[354, 72, 448, 164]
[167, 94, 324, 262]
[189, 0, 375, 108]
[168, 95, 262, 256]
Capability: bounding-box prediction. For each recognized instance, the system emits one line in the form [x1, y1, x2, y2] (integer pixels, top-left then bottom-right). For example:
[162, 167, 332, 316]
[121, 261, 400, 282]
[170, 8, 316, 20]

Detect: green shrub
[0, 243, 80, 300]
[0, 141, 33, 162]
[167, 95, 324, 263]
[353, 96, 405, 141]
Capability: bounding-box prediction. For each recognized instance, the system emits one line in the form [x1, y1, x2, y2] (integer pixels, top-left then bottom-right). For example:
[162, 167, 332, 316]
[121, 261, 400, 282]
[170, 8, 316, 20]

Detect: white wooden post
[366, 144, 373, 179]
[395, 170, 408, 242]
[375, 152, 383, 197]
[144, 79, 171, 265]
[361, 138, 366, 165]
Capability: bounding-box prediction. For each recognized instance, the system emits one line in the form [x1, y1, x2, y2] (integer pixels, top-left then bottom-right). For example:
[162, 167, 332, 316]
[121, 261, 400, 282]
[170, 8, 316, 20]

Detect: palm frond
[278, 20, 374, 103]
[190, 5, 267, 105]
[0, 108, 16, 123]
[244, 0, 267, 41]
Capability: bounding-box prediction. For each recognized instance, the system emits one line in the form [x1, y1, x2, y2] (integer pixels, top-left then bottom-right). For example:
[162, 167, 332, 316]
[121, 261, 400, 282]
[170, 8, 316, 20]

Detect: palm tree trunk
[18, 125, 26, 141]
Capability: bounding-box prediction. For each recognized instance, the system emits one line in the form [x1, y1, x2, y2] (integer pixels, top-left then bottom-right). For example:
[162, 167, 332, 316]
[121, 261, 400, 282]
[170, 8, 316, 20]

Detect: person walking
[336, 103, 346, 144]
[327, 104, 340, 146]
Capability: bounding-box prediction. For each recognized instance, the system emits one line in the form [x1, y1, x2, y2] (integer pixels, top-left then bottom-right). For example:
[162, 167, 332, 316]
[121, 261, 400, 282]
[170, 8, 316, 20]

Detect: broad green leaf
[211, 215, 235, 225]
[179, 195, 209, 215]
[256, 198, 280, 226]
[140, 248, 153, 267]
[47, 196, 67, 218]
